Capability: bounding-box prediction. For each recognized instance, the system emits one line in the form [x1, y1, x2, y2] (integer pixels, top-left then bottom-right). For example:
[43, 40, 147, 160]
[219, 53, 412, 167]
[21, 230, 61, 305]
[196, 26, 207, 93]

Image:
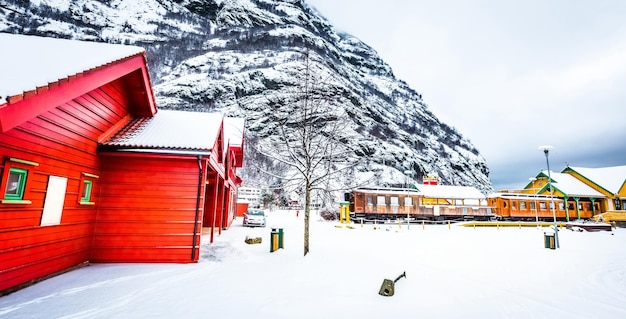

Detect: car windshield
[247, 210, 264, 216]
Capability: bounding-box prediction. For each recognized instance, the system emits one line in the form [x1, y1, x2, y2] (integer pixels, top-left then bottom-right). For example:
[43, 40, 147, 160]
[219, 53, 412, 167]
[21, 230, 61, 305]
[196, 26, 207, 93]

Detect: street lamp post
[539, 145, 559, 248]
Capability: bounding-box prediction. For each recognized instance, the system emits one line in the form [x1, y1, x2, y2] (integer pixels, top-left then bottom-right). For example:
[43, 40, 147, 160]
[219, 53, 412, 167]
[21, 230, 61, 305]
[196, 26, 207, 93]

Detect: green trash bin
[544, 232, 555, 249]
[270, 228, 284, 252]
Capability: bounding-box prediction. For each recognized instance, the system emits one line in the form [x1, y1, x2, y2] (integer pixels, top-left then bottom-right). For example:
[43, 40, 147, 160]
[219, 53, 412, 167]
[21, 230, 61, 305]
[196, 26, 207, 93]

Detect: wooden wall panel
[0, 82, 130, 293]
[92, 155, 205, 263]
[1, 225, 92, 272]
[1, 250, 90, 293]
[90, 247, 196, 263]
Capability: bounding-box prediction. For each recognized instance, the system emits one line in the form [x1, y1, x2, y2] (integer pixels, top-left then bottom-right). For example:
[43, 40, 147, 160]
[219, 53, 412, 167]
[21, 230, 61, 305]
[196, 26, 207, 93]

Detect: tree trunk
[303, 183, 311, 256]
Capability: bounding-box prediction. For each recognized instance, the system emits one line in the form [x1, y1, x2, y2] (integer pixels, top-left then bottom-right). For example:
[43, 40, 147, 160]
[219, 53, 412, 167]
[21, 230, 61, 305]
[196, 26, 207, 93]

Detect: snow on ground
[1, 211, 625, 318]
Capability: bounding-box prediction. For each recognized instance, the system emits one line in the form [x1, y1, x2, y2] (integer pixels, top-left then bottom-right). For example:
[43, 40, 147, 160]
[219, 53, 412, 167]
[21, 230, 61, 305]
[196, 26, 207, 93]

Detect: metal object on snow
[378, 271, 406, 296]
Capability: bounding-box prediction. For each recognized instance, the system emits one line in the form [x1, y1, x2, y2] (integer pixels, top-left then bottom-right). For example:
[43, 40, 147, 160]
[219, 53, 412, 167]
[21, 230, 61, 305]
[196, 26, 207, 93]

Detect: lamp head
[538, 145, 554, 155]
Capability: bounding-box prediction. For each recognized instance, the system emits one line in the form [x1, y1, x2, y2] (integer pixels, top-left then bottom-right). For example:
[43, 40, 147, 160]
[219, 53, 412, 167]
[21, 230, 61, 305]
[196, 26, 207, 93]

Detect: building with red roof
[0, 34, 244, 293]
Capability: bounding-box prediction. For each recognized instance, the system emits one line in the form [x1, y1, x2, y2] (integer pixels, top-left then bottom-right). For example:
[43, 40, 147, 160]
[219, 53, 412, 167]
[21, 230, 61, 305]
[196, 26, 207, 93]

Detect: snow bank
[0, 211, 624, 318]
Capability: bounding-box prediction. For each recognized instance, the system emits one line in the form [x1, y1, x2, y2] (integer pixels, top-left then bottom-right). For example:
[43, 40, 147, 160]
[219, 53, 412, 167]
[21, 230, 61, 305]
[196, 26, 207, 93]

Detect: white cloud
[307, 0, 626, 189]
[538, 44, 626, 94]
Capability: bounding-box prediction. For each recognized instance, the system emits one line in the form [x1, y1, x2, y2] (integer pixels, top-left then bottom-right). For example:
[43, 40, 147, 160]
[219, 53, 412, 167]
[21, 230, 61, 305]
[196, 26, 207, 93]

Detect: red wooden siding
[92, 154, 207, 263]
[224, 186, 235, 228]
[0, 82, 128, 292]
[0, 42, 243, 293]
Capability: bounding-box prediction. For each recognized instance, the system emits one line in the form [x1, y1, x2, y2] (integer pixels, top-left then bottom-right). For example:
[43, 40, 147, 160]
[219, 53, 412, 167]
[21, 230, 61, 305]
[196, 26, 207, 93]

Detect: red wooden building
[0, 34, 244, 293]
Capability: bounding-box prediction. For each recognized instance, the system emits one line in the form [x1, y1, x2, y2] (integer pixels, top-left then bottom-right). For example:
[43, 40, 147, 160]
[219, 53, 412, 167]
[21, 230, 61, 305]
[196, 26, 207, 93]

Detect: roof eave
[0, 53, 154, 133]
[98, 146, 211, 157]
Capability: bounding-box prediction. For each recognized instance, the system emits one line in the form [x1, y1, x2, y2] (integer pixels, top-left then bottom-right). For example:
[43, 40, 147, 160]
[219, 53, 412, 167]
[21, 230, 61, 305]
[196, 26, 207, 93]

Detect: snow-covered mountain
[0, 0, 493, 193]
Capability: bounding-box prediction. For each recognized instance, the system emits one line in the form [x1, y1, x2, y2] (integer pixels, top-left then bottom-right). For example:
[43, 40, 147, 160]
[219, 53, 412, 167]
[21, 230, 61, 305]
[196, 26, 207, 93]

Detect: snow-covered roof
[223, 117, 245, 147]
[101, 110, 223, 154]
[540, 171, 605, 198]
[414, 184, 485, 199]
[0, 33, 145, 103]
[354, 185, 485, 199]
[354, 187, 420, 196]
[564, 166, 626, 195]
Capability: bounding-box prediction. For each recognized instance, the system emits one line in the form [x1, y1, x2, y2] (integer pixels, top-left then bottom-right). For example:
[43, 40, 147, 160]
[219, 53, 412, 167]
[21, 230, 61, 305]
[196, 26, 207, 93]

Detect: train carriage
[487, 193, 598, 221]
[348, 187, 601, 223]
[348, 186, 493, 222]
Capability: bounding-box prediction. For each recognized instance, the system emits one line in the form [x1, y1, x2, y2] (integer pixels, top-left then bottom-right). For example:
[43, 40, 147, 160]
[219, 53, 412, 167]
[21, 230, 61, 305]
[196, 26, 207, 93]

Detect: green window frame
[80, 179, 93, 204]
[5, 167, 28, 200]
[78, 172, 98, 205]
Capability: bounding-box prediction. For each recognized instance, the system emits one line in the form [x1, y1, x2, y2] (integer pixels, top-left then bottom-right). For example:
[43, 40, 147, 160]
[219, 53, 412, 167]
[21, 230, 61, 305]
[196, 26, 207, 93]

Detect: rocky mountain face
[0, 0, 493, 194]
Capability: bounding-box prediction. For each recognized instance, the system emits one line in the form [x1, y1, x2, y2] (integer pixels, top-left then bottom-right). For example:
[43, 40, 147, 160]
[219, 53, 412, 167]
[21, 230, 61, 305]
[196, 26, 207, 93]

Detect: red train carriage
[487, 193, 598, 221]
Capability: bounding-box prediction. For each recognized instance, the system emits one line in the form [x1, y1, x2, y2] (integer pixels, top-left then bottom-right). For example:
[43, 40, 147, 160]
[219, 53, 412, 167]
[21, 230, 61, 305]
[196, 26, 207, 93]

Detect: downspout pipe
[192, 156, 203, 261]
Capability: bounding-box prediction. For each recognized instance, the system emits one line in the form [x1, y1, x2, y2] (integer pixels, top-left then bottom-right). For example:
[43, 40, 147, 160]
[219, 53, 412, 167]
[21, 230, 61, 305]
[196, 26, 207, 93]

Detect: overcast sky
[306, 0, 626, 190]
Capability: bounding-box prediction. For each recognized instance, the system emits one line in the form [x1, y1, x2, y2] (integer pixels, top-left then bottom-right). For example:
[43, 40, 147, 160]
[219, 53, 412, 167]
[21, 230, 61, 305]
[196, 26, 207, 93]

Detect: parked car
[243, 209, 266, 227]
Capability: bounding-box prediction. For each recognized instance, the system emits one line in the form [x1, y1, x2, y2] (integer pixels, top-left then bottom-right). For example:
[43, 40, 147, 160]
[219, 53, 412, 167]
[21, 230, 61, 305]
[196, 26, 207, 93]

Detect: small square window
[5, 168, 28, 200]
[80, 179, 93, 202]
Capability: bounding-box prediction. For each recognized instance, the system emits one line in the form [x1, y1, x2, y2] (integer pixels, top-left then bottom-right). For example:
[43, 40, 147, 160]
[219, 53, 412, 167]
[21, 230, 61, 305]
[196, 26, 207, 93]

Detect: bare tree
[254, 49, 360, 256]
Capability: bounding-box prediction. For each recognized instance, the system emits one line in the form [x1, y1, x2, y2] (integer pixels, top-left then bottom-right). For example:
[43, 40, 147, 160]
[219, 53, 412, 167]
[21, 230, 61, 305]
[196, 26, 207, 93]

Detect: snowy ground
[1, 210, 625, 318]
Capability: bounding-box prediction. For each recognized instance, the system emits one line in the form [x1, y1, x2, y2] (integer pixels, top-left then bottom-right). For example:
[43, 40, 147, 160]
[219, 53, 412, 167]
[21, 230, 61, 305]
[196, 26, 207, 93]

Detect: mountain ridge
[0, 0, 493, 194]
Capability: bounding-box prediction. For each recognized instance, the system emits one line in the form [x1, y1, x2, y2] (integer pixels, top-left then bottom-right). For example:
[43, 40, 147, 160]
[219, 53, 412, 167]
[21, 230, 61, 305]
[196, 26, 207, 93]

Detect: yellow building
[522, 165, 626, 222]
[562, 166, 626, 223]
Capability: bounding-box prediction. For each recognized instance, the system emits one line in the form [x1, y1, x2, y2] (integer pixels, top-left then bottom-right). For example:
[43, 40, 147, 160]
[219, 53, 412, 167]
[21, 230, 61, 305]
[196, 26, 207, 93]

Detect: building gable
[224, 117, 245, 168]
[533, 170, 604, 198]
[0, 34, 156, 133]
[562, 166, 626, 197]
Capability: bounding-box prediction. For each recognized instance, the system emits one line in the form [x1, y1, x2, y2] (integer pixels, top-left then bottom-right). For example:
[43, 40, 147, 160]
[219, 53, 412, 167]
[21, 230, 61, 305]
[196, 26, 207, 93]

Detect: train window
[512, 201, 517, 210]
[549, 201, 556, 210]
[539, 202, 547, 210]
[520, 201, 526, 210]
[367, 196, 373, 205]
[559, 202, 565, 210]
[568, 203, 574, 210]
[530, 202, 536, 210]
[503, 201, 507, 208]
[390, 196, 399, 206]
[404, 197, 412, 206]
[377, 196, 385, 205]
